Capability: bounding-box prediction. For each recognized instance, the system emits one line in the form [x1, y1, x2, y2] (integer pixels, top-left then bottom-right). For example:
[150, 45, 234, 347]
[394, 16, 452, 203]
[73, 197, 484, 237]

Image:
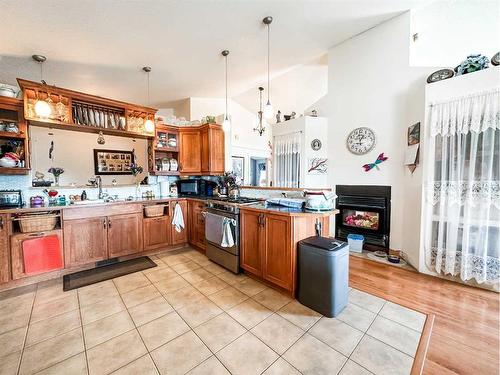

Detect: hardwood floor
[349, 256, 500, 375]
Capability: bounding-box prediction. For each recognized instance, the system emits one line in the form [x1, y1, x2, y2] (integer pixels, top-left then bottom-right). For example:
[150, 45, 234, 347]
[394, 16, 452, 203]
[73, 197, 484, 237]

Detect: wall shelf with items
[148, 124, 180, 176]
[17, 78, 157, 140]
[0, 96, 30, 175]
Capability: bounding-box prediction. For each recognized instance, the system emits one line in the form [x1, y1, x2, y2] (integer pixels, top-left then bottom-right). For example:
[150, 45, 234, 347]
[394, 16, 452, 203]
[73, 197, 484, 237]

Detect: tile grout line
[16, 284, 37, 375]
[75, 288, 90, 375]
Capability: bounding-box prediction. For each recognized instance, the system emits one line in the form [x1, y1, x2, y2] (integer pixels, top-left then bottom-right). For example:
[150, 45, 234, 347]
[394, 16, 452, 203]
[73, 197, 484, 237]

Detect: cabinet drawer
[63, 203, 142, 220]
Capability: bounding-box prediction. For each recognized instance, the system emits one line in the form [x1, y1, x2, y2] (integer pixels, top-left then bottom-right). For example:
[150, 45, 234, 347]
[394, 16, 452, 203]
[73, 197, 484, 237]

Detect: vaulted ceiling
[0, 0, 422, 108]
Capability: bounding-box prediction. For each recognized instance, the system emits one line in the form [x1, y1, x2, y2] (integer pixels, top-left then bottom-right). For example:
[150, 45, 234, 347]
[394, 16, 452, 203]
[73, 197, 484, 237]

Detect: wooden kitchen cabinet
[0, 214, 10, 283]
[188, 200, 206, 250]
[107, 213, 143, 258]
[240, 210, 264, 277]
[170, 200, 188, 245]
[240, 208, 331, 295]
[143, 215, 171, 251]
[179, 124, 224, 175]
[201, 124, 225, 174]
[64, 217, 108, 267]
[179, 128, 201, 173]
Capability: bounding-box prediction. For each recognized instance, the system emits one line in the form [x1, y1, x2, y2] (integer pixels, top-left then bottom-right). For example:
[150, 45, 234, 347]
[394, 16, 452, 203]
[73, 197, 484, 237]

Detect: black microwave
[177, 179, 217, 196]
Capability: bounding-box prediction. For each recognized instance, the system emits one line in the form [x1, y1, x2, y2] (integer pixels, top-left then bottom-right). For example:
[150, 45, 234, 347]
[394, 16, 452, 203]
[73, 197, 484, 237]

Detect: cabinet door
[0, 214, 10, 283]
[263, 213, 293, 291]
[143, 216, 171, 251]
[64, 217, 108, 267]
[209, 125, 225, 173]
[179, 130, 201, 173]
[170, 201, 188, 245]
[107, 213, 143, 258]
[200, 127, 210, 173]
[240, 210, 263, 276]
[188, 201, 206, 250]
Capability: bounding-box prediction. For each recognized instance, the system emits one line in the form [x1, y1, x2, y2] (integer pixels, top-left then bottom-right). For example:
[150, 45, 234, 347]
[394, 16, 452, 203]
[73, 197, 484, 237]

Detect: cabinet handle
[108, 218, 112, 228]
[103, 218, 107, 229]
[28, 232, 46, 237]
[0, 217, 3, 229]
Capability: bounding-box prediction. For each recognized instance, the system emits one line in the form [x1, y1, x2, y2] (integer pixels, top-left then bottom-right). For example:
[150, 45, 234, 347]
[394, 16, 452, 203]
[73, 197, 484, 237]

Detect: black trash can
[297, 236, 349, 317]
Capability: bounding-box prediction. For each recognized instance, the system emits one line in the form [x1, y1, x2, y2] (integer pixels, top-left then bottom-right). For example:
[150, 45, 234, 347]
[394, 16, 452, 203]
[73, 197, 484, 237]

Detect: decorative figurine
[311, 109, 318, 117]
[290, 111, 296, 119]
[276, 110, 282, 123]
[455, 54, 489, 75]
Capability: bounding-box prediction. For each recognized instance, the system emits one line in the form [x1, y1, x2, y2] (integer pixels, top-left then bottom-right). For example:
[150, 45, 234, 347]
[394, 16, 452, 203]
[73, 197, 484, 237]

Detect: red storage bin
[22, 235, 63, 274]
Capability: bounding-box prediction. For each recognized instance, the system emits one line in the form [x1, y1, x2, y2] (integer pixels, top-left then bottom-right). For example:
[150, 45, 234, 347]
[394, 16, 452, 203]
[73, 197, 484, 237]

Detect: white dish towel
[221, 218, 236, 248]
[171, 203, 185, 233]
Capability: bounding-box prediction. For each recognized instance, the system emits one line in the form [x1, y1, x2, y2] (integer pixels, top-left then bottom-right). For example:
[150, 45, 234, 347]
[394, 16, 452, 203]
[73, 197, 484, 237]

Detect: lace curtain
[423, 88, 500, 284]
[274, 132, 301, 188]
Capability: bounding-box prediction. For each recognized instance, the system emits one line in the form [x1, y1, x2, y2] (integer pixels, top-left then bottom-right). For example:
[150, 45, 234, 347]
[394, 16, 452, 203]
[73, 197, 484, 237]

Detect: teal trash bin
[297, 236, 349, 317]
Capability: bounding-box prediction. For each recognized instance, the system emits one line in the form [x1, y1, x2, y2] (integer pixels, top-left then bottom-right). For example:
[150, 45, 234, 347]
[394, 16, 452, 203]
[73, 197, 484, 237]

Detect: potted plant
[219, 171, 241, 198]
[48, 167, 64, 186]
[129, 163, 144, 197]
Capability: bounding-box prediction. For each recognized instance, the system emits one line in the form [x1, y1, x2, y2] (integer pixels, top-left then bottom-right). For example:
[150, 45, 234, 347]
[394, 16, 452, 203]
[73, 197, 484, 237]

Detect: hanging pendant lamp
[222, 50, 231, 132]
[254, 87, 265, 136]
[32, 55, 52, 118]
[263, 16, 274, 120]
[143, 66, 155, 133]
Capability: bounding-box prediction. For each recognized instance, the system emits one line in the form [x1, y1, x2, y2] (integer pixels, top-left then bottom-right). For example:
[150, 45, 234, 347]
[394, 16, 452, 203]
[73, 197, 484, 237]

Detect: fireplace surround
[335, 185, 391, 250]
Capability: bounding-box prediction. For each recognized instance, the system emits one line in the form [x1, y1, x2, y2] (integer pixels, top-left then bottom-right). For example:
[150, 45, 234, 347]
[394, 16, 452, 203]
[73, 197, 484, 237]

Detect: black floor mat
[63, 256, 157, 291]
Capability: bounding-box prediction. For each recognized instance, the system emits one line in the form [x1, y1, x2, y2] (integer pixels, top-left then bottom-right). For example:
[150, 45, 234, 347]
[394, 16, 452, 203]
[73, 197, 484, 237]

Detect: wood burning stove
[335, 185, 391, 250]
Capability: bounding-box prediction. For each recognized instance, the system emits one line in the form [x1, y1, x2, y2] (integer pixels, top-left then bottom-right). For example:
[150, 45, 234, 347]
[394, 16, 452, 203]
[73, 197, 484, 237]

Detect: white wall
[30, 126, 148, 186]
[272, 116, 329, 189]
[324, 12, 434, 267]
[410, 0, 500, 67]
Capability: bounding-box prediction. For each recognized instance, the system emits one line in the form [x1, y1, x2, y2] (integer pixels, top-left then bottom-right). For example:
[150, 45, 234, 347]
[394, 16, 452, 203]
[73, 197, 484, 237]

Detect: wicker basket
[19, 214, 58, 233]
[144, 204, 167, 218]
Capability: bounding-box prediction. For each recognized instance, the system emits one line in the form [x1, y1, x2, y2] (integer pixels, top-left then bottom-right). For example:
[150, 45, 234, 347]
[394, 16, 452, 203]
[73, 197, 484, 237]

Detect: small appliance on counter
[304, 190, 336, 211]
[177, 178, 217, 197]
[0, 190, 23, 208]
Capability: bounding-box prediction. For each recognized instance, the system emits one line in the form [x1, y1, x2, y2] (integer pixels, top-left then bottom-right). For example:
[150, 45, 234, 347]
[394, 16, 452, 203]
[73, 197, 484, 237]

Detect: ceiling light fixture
[142, 66, 155, 133]
[221, 50, 231, 132]
[263, 16, 274, 120]
[254, 87, 266, 136]
[32, 54, 52, 118]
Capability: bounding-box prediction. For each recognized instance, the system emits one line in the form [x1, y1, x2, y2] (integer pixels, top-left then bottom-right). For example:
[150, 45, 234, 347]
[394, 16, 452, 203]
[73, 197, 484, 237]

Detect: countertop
[241, 203, 338, 217]
[0, 196, 186, 214]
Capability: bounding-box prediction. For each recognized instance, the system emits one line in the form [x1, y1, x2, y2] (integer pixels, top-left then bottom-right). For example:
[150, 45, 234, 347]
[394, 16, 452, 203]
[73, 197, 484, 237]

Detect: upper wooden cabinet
[179, 123, 224, 175]
[179, 128, 201, 173]
[17, 78, 157, 139]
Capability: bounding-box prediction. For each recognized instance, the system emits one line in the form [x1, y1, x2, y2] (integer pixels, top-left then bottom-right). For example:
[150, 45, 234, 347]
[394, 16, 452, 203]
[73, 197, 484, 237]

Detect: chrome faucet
[95, 176, 104, 199]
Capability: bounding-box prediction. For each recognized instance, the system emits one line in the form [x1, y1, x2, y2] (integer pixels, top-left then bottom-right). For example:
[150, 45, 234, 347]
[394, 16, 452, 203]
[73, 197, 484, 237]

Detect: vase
[135, 182, 141, 198]
[54, 175, 60, 187]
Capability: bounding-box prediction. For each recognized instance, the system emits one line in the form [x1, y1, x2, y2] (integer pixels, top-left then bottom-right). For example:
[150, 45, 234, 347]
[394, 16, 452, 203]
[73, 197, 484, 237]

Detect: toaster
[0, 190, 23, 208]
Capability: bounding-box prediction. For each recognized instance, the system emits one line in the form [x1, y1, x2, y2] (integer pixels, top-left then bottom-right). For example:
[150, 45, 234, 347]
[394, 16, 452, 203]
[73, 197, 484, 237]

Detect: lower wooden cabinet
[63, 217, 108, 267]
[188, 200, 206, 250]
[64, 212, 143, 267]
[107, 213, 143, 258]
[0, 214, 10, 283]
[143, 215, 171, 251]
[240, 209, 330, 295]
[170, 200, 188, 245]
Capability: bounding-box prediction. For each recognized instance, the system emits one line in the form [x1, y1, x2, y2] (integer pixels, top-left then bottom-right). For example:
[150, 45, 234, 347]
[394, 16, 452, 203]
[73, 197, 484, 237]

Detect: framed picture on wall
[94, 149, 134, 175]
[232, 156, 245, 184]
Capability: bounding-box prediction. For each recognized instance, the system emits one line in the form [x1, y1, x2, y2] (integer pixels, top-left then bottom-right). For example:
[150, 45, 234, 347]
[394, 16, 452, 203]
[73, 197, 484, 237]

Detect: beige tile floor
[0, 247, 426, 375]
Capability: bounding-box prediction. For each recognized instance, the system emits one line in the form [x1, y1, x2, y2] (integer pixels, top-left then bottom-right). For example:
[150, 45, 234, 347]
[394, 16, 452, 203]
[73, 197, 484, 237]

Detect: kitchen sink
[71, 199, 106, 205]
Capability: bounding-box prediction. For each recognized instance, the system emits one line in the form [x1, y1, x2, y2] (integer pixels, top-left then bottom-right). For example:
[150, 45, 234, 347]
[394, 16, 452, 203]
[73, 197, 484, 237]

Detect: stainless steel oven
[205, 197, 260, 273]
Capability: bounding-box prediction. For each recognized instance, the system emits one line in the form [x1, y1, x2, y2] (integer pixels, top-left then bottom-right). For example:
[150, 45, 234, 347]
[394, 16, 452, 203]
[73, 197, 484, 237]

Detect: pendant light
[221, 50, 231, 132]
[262, 16, 274, 119]
[142, 66, 155, 133]
[254, 87, 265, 136]
[32, 55, 52, 118]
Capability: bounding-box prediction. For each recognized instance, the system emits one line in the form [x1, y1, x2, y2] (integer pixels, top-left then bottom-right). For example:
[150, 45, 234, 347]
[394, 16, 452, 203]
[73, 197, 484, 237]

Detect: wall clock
[311, 139, 322, 151]
[346, 127, 376, 155]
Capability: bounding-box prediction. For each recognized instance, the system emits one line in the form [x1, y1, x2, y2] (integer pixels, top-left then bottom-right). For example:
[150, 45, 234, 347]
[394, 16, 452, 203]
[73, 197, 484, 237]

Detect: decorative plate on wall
[346, 127, 376, 155]
[426, 68, 455, 84]
[311, 139, 322, 151]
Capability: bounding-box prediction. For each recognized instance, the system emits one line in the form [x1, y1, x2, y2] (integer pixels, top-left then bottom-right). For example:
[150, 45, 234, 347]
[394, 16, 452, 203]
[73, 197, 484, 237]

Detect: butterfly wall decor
[363, 153, 388, 172]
